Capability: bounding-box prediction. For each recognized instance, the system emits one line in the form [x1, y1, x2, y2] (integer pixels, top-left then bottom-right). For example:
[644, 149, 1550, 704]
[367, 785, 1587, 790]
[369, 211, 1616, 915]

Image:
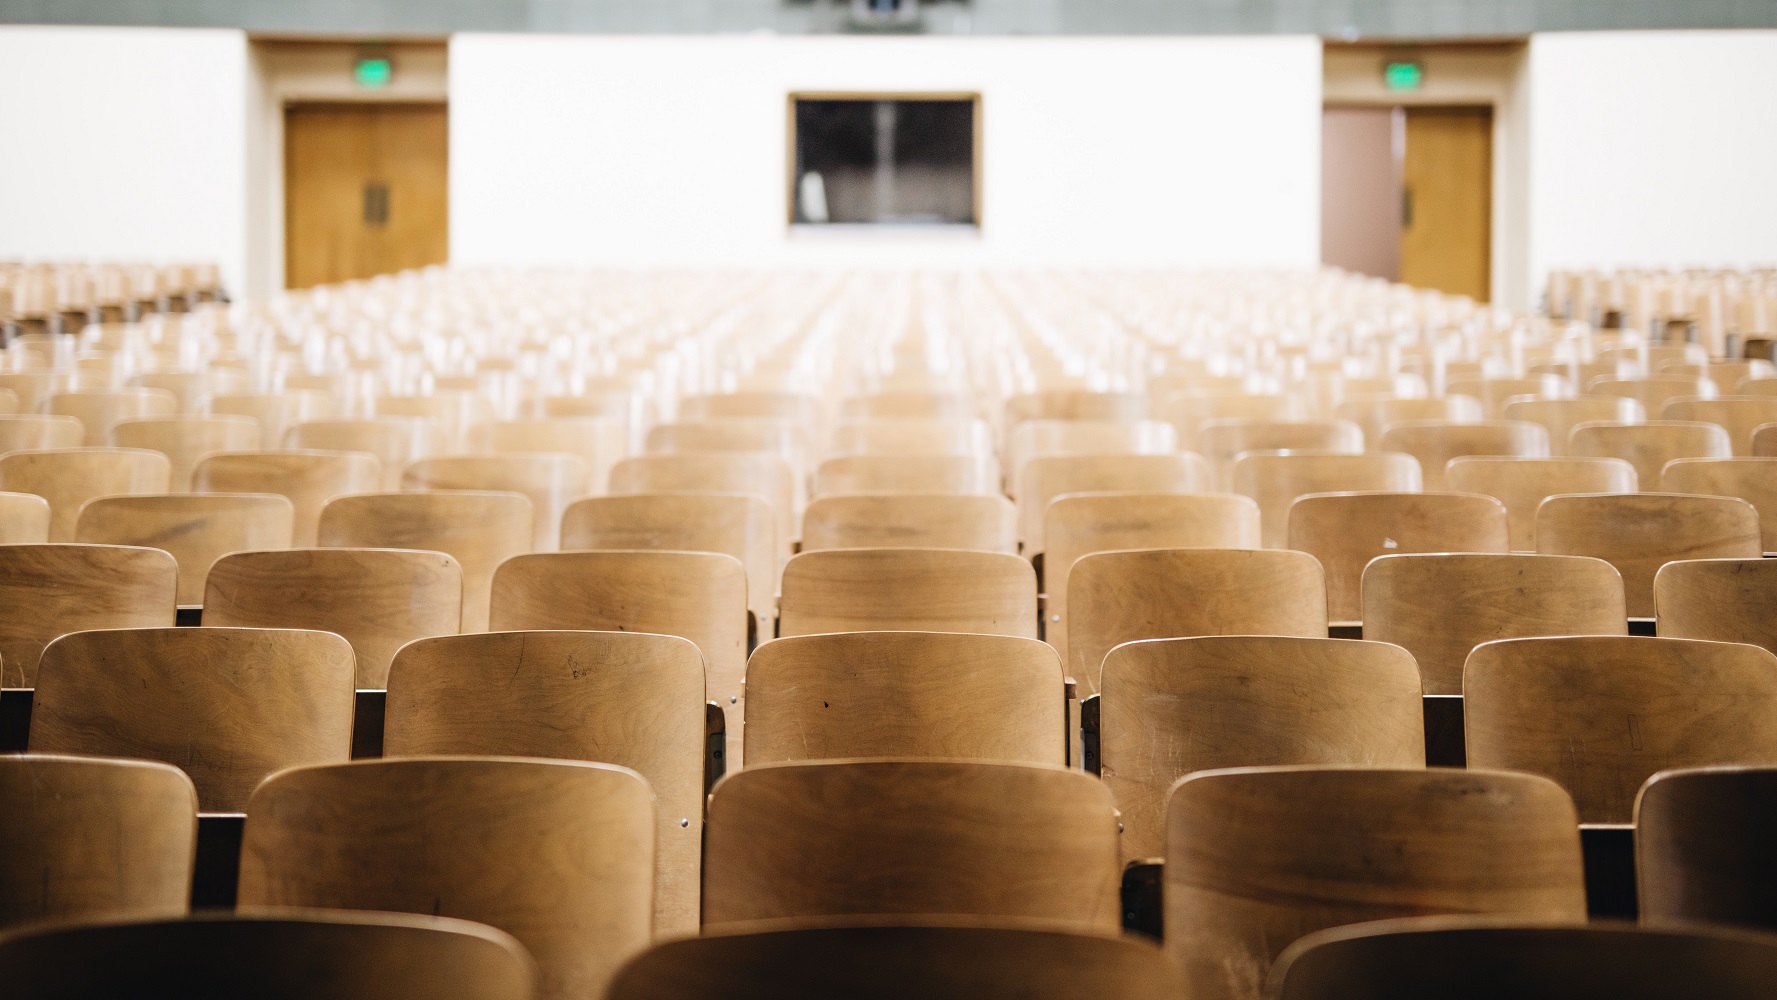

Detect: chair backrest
[1168, 767, 1587, 1000]
[1655, 557, 1777, 658]
[1230, 450, 1422, 548]
[319, 491, 532, 633]
[0, 543, 176, 686]
[1377, 420, 1551, 491]
[1464, 635, 1777, 823]
[1005, 419, 1176, 490]
[191, 450, 382, 547]
[1662, 458, 1777, 551]
[1287, 491, 1510, 622]
[645, 419, 806, 469]
[30, 627, 355, 811]
[203, 548, 463, 688]
[609, 453, 797, 551]
[1160, 391, 1297, 444]
[841, 390, 976, 421]
[110, 417, 260, 493]
[1334, 394, 1482, 444]
[1195, 419, 1364, 488]
[0, 447, 170, 540]
[1017, 453, 1211, 552]
[0, 372, 74, 414]
[285, 419, 439, 490]
[813, 453, 1000, 496]
[1663, 396, 1777, 455]
[829, 419, 990, 456]
[373, 394, 494, 452]
[561, 492, 776, 622]
[1589, 375, 1718, 415]
[1363, 552, 1626, 696]
[1006, 390, 1146, 426]
[1756, 422, 1777, 456]
[1445, 376, 1569, 418]
[703, 760, 1121, 931]
[76, 494, 294, 606]
[1570, 420, 1732, 486]
[0, 413, 85, 451]
[0, 755, 196, 931]
[1445, 457, 1639, 550]
[0, 490, 50, 543]
[1637, 766, 1777, 931]
[778, 548, 1036, 640]
[466, 418, 627, 493]
[744, 631, 1065, 767]
[238, 757, 652, 1000]
[1501, 395, 1644, 457]
[802, 493, 1016, 553]
[605, 918, 1182, 1000]
[385, 631, 705, 934]
[1067, 548, 1326, 696]
[1103, 637, 1423, 862]
[681, 390, 822, 427]
[1535, 492, 1762, 617]
[49, 388, 178, 445]
[210, 390, 337, 446]
[401, 454, 591, 552]
[0, 910, 537, 1000]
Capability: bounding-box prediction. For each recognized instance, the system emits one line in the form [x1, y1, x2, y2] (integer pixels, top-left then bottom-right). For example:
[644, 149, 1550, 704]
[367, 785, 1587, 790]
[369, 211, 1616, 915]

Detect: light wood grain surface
[1288, 491, 1509, 622]
[191, 450, 381, 547]
[1663, 396, 1777, 456]
[467, 418, 626, 495]
[0, 543, 176, 686]
[210, 391, 337, 447]
[1334, 395, 1482, 446]
[814, 454, 1000, 497]
[0, 447, 171, 541]
[1535, 492, 1762, 617]
[1232, 450, 1423, 548]
[1636, 765, 1777, 930]
[802, 493, 1015, 553]
[1662, 458, 1777, 551]
[49, 389, 178, 446]
[1378, 420, 1550, 491]
[610, 453, 798, 552]
[778, 548, 1036, 640]
[110, 417, 260, 494]
[561, 492, 777, 624]
[402, 454, 590, 552]
[1501, 395, 1644, 457]
[0, 414, 85, 452]
[1446, 457, 1639, 550]
[0, 490, 50, 543]
[1196, 419, 1363, 489]
[829, 419, 990, 456]
[1654, 557, 1777, 658]
[285, 419, 439, 490]
[1570, 420, 1732, 486]
[1017, 453, 1211, 552]
[76, 493, 294, 606]
[841, 390, 977, 421]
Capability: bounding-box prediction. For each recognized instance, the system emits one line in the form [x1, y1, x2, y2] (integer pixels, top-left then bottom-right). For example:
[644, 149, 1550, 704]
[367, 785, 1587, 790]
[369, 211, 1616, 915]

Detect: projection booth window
[791, 95, 978, 226]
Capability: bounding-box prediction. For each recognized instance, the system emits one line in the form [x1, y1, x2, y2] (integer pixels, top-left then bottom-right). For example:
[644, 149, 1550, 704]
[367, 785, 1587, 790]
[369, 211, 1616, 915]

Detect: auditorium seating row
[0, 261, 222, 336]
[1546, 267, 1777, 358]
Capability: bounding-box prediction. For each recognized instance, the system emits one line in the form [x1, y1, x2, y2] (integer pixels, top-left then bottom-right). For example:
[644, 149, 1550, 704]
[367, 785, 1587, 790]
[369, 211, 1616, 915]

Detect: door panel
[1400, 106, 1491, 302]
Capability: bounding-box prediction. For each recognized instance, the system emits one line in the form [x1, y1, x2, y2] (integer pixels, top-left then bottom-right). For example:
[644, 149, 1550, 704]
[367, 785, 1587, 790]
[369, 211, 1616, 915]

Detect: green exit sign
[1384, 60, 1424, 91]
[354, 56, 393, 89]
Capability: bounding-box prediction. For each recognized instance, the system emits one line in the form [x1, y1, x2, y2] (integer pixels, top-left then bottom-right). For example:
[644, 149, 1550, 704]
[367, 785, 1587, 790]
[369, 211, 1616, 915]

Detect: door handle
[1401, 186, 1414, 229]
[362, 183, 390, 226]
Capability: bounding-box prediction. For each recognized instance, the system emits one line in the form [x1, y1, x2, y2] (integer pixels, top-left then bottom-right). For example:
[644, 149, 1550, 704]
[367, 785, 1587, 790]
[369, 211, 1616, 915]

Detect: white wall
[450, 34, 1323, 269]
[0, 26, 250, 296]
[1527, 31, 1777, 301]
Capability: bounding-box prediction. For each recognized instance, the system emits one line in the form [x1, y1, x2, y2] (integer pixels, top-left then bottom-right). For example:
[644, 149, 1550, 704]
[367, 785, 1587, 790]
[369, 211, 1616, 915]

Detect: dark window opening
[792, 97, 976, 226]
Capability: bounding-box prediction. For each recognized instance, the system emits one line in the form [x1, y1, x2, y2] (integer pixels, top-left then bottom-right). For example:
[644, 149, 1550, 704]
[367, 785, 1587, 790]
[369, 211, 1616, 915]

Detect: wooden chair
[0, 490, 50, 543]
[1663, 397, 1777, 455]
[0, 755, 196, 931]
[802, 493, 1016, 553]
[1067, 548, 1326, 696]
[110, 417, 261, 492]
[0, 543, 176, 686]
[286, 419, 439, 490]
[30, 627, 355, 811]
[681, 390, 822, 427]
[1636, 765, 1777, 930]
[1102, 637, 1423, 862]
[610, 453, 797, 553]
[1501, 395, 1645, 457]
[238, 757, 652, 1000]
[646, 420, 807, 473]
[49, 389, 178, 445]
[1334, 395, 1482, 445]
[210, 390, 337, 447]
[1662, 458, 1777, 551]
[1230, 451, 1422, 548]
[829, 419, 990, 456]
[841, 390, 976, 421]
[319, 491, 531, 633]
[1160, 391, 1298, 445]
[0, 910, 537, 1000]
[0, 372, 73, 414]
[1758, 422, 1777, 456]
[1590, 375, 1718, 415]
[1017, 453, 1211, 553]
[1739, 376, 1777, 397]
[605, 918, 1181, 1000]
[0, 413, 84, 451]
[561, 492, 776, 627]
[0, 447, 170, 541]
[385, 631, 705, 934]
[1363, 553, 1625, 696]
[778, 548, 1036, 639]
[813, 454, 999, 497]
[1006, 390, 1145, 426]
[1005, 420, 1176, 491]
[374, 394, 494, 452]
[703, 760, 1120, 931]
[1269, 917, 1777, 1000]
[1377, 420, 1550, 491]
[1288, 491, 1509, 622]
[1195, 419, 1363, 489]
[1655, 557, 1777, 657]
[488, 550, 748, 760]
[127, 371, 246, 416]
[744, 631, 1065, 766]
[1464, 635, 1777, 823]
[204, 548, 463, 688]
[191, 450, 381, 548]
[1535, 492, 1762, 617]
[1446, 457, 1639, 549]
[466, 418, 627, 493]
[1445, 376, 1570, 418]
[1570, 419, 1733, 486]
[0, 387, 15, 414]
[75, 494, 294, 606]
[401, 454, 589, 552]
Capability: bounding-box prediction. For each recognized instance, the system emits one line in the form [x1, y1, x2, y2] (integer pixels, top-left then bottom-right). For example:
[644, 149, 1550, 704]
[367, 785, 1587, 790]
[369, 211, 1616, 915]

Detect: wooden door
[284, 103, 448, 290]
[1400, 106, 1491, 302]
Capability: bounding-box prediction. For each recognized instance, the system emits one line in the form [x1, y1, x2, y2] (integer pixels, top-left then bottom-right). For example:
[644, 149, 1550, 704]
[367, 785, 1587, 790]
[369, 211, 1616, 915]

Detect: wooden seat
[0, 447, 170, 540]
[210, 390, 337, 447]
[0, 490, 50, 543]
[1501, 395, 1645, 456]
[841, 390, 976, 421]
[1590, 374, 1719, 415]
[778, 548, 1036, 639]
[49, 389, 178, 445]
[829, 419, 990, 456]
[191, 450, 381, 547]
[466, 418, 627, 494]
[681, 390, 822, 427]
[127, 371, 247, 416]
[319, 491, 531, 633]
[375, 394, 495, 452]
[1662, 396, 1777, 456]
[1446, 457, 1639, 549]
[1288, 491, 1509, 622]
[402, 454, 590, 552]
[1569, 419, 1733, 486]
[1043, 493, 1260, 657]
[1654, 557, 1777, 657]
[1231, 451, 1422, 547]
[1535, 492, 1761, 617]
[813, 454, 999, 497]
[606, 918, 1181, 1000]
[1464, 635, 1777, 823]
[1445, 376, 1570, 418]
[1005, 420, 1176, 492]
[1377, 420, 1550, 490]
[1270, 917, 1777, 1000]
[703, 760, 1120, 931]
[646, 420, 808, 473]
[1160, 391, 1297, 445]
[1195, 419, 1363, 489]
[1637, 765, 1777, 930]
[1738, 376, 1777, 396]
[30, 627, 355, 811]
[238, 757, 652, 1000]
[0, 413, 84, 451]
[0, 543, 176, 686]
[1758, 422, 1777, 456]
[1067, 548, 1326, 695]
[110, 417, 261, 492]
[1662, 458, 1777, 551]
[1168, 767, 1586, 1000]
[560, 492, 775, 626]
[0, 910, 536, 1000]
[0, 372, 74, 415]
[1006, 390, 1145, 425]
[204, 548, 463, 687]
[75, 493, 294, 605]
[1363, 552, 1624, 695]
[1102, 637, 1423, 861]
[610, 453, 797, 552]
[744, 631, 1065, 766]
[286, 419, 440, 490]
[385, 631, 705, 933]
[802, 493, 1016, 553]
[1016, 453, 1210, 553]
[1334, 395, 1483, 445]
[0, 755, 196, 931]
